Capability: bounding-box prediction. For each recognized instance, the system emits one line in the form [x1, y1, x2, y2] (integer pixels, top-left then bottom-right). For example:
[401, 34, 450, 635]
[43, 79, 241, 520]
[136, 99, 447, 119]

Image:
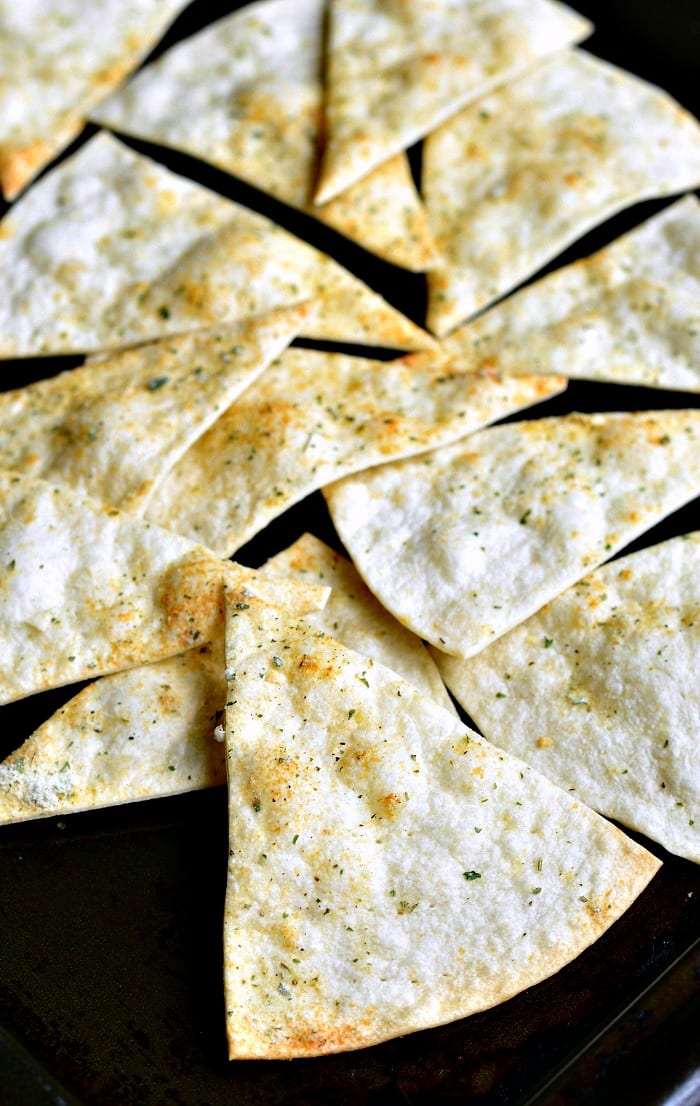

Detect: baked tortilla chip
[434, 533, 700, 864]
[314, 0, 592, 204]
[91, 0, 436, 271]
[146, 347, 565, 555]
[0, 0, 189, 200]
[0, 471, 328, 705]
[0, 531, 454, 824]
[325, 410, 700, 658]
[424, 50, 700, 335]
[0, 304, 312, 514]
[222, 597, 659, 1058]
[0, 643, 228, 825]
[0, 133, 431, 357]
[443, 196, 700, 391]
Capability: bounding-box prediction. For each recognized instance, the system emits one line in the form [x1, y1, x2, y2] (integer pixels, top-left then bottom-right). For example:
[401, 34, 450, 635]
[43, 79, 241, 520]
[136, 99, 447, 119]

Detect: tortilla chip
[434, 532, 700, 864]
[0, 471, 328, 705]
[262, 533, 456, 713]
[424, 50, 700, 336]
[0, 530, 455, 825]
[0, 644, 227, 824]
[91, 0, 436, 271]
[443, 195, 700, 391]
[0, 132, 432, 357]
[0, 0, 189, 200]
[222, 596, 659, 1058]
[146, 346, 565, 556]
[324, 410, 700, 659]
[0, 304, 313, 514]
[314, 0, 592, 204]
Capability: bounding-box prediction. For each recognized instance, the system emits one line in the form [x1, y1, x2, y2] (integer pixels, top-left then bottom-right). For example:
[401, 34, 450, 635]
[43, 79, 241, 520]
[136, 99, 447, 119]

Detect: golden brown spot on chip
[0, 138, 56, 200]
[379, 792, 403, 816]
[273, 1009, 378, 1058]
[536, 736, 553, 749]
[477, 355, 500, 373]
[157, 553, 226, 645]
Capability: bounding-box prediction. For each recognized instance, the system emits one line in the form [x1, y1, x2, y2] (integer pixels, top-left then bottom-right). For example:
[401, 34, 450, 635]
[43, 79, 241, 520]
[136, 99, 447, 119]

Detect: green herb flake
[272, 656, 284, 668]
[463, 870, 481, 881]
[146, 376, 169, 391]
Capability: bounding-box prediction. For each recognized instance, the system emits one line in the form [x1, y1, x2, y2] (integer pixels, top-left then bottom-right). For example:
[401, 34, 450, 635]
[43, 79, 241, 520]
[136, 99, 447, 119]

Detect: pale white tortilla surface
[325, 410, 700, 658]
[0, 304, 312, 513]
[315, 0, 592, 203]
[0, 470, 328, 704]
[444, 196, 700, 391]
[424, 50, 700, 335]
[91, 0, 437, 271]
[222, 597, 659, 1058]
[435, 533, 700, 864]
[146, 346, 565, 556]
[0, 0, 188, 199]
[0, 133, 432, 357]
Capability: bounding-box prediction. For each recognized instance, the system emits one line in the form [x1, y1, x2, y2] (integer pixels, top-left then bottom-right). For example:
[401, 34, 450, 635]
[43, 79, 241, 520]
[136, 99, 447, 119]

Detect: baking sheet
[0, 2, 699, 1103]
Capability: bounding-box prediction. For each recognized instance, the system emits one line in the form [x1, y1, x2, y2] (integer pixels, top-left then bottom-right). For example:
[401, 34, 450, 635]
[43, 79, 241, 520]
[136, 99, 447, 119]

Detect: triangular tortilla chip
[0, 531, 454, 824]
[0, 471, 328, 704]
[443, 195, 700, 391]
[314, 0, 592, 204]
[424, 50, 700, 335]
[91, 0, 436, 271]
[0, 133, 432, 357]
[0, 304, 312, 514]
[0, 643, 228, 824]
[0, 0, 189, 200]
[324, 410, 700, 658]
[221, 596, 659, 1058]
[146, 346, 565, 555]
[434, 532, 700, 864]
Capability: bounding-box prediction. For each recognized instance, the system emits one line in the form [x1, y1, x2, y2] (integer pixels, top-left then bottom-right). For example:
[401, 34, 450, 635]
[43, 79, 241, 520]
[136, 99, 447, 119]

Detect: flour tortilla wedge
[0, 471, 328, 705]
[325, 410, 700, 659]
[314, 0, 592, 204]
[424, 50, 700, 336]
[0, 304, 312, 514]
[434, 533, 700, 864]
[91, 0, 436, 271]
[0, 0, 189, 200]
[443, 195, 700, 391]
[0, 531, 453, 825]
[0, 133, 432, 357]
[222, 596, 659, 1058]
[146, 346, 565, 556]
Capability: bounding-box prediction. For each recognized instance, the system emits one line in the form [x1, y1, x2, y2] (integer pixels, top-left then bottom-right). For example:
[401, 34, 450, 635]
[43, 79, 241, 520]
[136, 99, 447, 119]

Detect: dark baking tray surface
[0, 2, 699, 1104]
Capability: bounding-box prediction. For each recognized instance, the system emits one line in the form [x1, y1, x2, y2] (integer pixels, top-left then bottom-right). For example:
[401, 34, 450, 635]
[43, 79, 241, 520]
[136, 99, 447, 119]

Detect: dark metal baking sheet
[0, 2, 699, 1104]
